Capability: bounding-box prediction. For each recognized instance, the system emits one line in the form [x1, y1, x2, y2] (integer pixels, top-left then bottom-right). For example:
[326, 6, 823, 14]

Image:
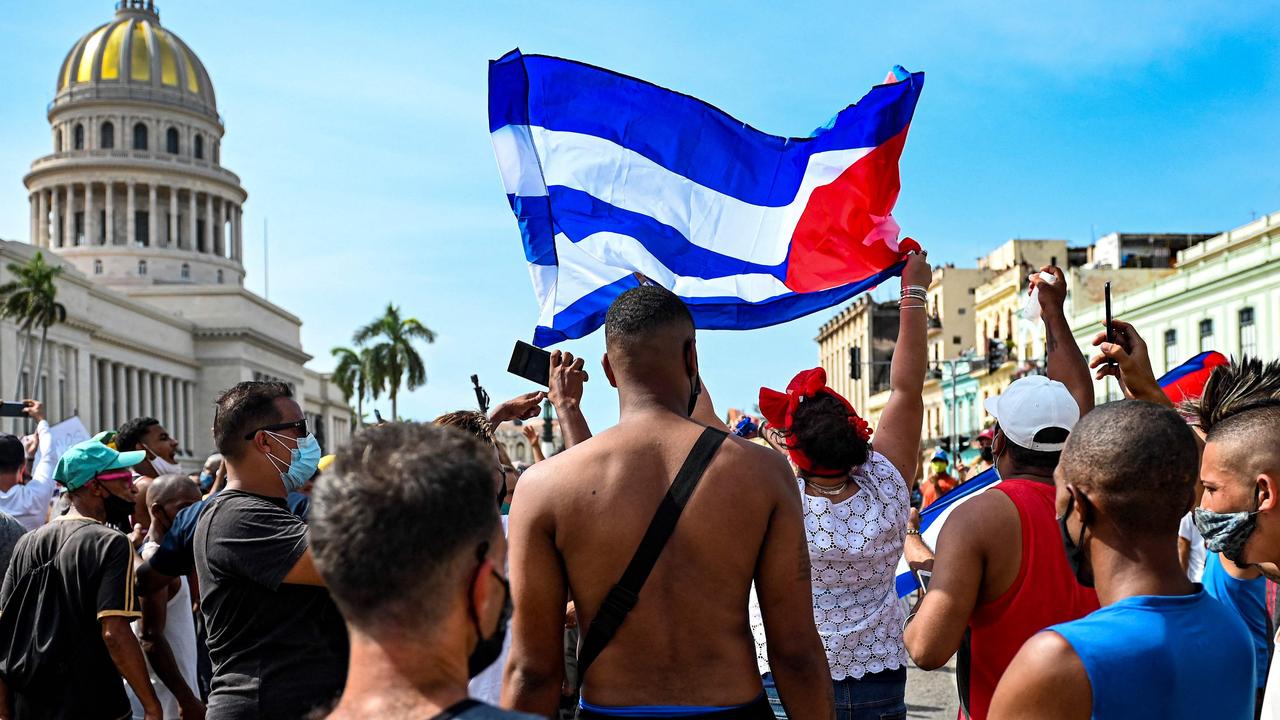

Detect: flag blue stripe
[534, 261, 905, 347]
[490, 49, 923, 207]
[509, 194, 557, 266]
[1157, 351, 1216, 386]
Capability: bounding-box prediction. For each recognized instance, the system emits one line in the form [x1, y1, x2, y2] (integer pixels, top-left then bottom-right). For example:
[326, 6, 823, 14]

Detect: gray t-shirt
[0, 511, 25, 577]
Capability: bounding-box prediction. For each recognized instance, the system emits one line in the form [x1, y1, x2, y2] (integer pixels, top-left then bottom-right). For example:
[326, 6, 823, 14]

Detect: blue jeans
[763, 668, 907, 720]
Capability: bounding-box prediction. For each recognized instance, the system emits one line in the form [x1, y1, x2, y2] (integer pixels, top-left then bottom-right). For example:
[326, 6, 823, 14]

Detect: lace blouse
[750, 450, 910, 680]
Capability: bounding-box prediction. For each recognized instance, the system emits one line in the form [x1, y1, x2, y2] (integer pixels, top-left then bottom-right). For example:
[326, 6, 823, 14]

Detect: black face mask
[980, 447, 994, 464]
[1058, 492, 1093, 588]
[104, 492, 135, 530]
[687, 373, 702, 417]
[468, 567, 512, 678]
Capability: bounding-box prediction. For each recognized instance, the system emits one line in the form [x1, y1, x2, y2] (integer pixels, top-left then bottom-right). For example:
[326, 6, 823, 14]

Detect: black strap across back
[575, 426, 730, 689]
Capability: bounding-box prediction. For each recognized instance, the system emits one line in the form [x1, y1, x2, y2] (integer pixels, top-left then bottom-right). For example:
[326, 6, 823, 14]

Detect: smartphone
[1104, 281, 1114, 346]
[508, 340, 551, 387]
[0, 401, 29, 418]
[914, 569, 933, 593]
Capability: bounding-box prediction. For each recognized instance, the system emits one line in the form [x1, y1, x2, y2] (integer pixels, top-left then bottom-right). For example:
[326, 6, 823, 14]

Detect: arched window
[137, 260, 147, 276]
[54, 128, 62, 153]
[93, 259, 103, 275]
[100, 121, 115, 149]
[133, 122, 148, 150]
[216, 269, 224, 284]
[1240, 308, 1257, 357]
[166, 127, 179, 154]
[194, 134, 204, 159]
[73, 124, 85, 150]
[180, 262, 190, 280]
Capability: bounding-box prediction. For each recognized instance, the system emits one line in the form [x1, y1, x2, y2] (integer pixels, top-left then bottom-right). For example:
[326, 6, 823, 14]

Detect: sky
[2, 1, 1278, 427]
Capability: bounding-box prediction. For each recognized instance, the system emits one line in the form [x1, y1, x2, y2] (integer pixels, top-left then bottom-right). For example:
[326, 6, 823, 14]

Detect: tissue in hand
[1021, 271, 1058, 322]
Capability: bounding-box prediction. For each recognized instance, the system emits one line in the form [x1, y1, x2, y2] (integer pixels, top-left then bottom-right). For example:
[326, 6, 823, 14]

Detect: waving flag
[894, 353, 1230, 597]
[489, 49, 924, 346]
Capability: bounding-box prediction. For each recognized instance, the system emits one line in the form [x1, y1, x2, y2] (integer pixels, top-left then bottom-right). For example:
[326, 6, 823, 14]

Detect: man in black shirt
[311, 423, 537, 720]
[0, 437, 163, 719]
[194, 381, 346, 720]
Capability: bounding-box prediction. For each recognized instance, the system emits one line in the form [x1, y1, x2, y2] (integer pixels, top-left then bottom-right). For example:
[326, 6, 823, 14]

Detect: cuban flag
[489, 49, 924, 346]
[894, 353, 1231, 598]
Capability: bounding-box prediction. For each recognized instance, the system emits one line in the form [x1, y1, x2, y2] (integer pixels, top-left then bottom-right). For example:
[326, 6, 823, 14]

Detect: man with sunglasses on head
[194, 381, 347, 720]
[0, 437, 163, 720]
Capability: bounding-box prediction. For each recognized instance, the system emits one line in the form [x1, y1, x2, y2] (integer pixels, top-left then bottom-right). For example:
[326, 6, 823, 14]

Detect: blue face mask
[265, 431, 321, 493]
[199, 471, 214, 492]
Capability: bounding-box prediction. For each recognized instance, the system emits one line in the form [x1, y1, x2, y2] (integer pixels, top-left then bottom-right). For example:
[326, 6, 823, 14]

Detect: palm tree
[353, 304, 435, 421]
[0, 252, 65, 399]
[331, 345, 384, 427]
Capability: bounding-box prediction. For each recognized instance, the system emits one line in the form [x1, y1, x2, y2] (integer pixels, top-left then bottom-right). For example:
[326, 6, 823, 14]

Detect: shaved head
[1204, 405, 1280, 487]
[147, 473, 200, 507]
[1060, 400, 1198, 535]
[604, 285, 694, 357]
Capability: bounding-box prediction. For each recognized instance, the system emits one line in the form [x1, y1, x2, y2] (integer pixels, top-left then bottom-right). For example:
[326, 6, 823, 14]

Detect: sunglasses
[243, 418, 308, 441]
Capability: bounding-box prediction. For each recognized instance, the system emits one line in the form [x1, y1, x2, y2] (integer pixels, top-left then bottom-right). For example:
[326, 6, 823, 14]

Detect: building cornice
[192, 325, 312, 365]
[24, 152, 245, 201]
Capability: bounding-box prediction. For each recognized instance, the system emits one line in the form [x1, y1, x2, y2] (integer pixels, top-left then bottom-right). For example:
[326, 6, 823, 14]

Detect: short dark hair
[213, 381, 293, 458]
[0, 434, 24, 474]
[1004, 427, 1070, 472]
[787, 393, 869, 472]
[604, 285, 694, 351]
[433, 410, 494, 443]
[116, 417, 159, 453]
[311, 423, 499, 631]
[1061, 400, 1198, 535]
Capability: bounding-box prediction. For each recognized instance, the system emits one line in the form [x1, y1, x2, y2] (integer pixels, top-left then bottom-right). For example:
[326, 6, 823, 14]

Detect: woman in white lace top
[750, 251, 930, 720]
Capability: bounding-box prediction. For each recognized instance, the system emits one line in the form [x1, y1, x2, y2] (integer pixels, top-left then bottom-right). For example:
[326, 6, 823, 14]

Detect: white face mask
[146, 446, 183, 476]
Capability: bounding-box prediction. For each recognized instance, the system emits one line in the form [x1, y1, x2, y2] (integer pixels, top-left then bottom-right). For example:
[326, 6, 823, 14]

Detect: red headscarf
[758, 367, 872, 475]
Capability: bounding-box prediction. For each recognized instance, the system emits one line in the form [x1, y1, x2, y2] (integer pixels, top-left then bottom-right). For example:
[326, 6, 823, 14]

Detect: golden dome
[55, 1, 217, 119]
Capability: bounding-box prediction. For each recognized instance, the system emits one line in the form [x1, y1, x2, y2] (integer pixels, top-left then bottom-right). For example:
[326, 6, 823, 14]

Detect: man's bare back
[504, 410, 831, 715]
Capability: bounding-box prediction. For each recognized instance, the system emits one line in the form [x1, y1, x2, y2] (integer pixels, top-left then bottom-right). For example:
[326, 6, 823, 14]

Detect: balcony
[927, 312, 943, 335]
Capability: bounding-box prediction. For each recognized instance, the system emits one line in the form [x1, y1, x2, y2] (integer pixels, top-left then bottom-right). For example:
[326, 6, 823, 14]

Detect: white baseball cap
[983, 375, 1079, 452]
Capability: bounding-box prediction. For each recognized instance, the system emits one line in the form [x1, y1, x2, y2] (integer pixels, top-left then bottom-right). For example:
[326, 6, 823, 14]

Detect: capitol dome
[54, 1, 217, 120]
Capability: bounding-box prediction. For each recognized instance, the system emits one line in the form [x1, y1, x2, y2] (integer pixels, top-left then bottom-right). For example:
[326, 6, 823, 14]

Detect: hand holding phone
[0, 401, 31, 418]
[508, 341, 552, 387]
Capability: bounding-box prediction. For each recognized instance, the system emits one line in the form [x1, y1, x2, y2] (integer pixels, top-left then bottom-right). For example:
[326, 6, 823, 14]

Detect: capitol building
[3, 1, 351, 462]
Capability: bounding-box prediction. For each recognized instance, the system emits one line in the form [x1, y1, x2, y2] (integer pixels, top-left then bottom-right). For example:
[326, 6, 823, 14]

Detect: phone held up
[0, 401, 31, 418]
[508, 340, 552, 387]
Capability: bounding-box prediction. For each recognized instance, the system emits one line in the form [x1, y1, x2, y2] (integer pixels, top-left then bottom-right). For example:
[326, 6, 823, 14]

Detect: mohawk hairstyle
[1191, 357, 1280, 432]
[433, 410, 494, 444]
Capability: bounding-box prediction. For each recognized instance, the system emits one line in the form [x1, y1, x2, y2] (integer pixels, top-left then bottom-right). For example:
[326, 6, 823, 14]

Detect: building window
[958, 307, 967, 315]
[100, 121, 114, 149]
[194, 134, 204, 159]
[1199, 319, 1215, 353]
[135, 211, 149, 246]
[953, 335, 962, 345]
[133, 122, 148, 150]
[1240, 308, 1257, 357]
[73, 123, 84, 150]
[137, 260, 147, 276]
[216, 269, 224, 284]
[93, 259, 103, 275]
[180, 263, 190, 280]
[166, 127, 179, 154]
[1164, 329, 1177, 369]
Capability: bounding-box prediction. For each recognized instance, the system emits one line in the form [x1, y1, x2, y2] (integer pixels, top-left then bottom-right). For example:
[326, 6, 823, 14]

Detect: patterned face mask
[1194, 505, 1260, 565]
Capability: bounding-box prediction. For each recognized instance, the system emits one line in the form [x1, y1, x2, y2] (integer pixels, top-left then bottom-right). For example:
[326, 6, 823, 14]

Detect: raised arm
[1088, 320, 1169, 408]
[873, 252, 931, 486]
[754, 453, 835, 719]
[24, 401, 56, 504]
[502, 464, 570, 715]
[548, 350, 592, 447]
[1031, 267, 1094, 415]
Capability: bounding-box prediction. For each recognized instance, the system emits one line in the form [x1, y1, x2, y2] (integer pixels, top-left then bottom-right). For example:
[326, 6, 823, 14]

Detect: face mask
[468, 569, 512, 678]
[104, 491, 135, 529]
[1058, 492, 1093, 588]
[265, 432, 321, 493]
[146, 446, 183, 476]
[199, 471, 214, 492]
[1194, 505, 1260, 565]
[980, 447, 994, 464]
[931, 461, 948, 475]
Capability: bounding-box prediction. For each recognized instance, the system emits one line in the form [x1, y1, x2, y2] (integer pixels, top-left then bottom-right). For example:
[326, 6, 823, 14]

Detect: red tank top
[960, 479, 1099, 720]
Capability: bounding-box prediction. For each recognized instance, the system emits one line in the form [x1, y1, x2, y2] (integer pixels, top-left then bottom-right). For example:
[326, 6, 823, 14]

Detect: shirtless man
[503, 285, 833, 719]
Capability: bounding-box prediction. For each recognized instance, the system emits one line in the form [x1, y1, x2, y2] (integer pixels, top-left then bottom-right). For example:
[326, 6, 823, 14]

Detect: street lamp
[540, 399, 555, 456]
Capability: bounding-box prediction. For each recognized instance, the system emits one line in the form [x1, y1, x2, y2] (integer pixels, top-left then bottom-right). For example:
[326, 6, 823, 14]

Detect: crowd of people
[0, 248, 1277, 720]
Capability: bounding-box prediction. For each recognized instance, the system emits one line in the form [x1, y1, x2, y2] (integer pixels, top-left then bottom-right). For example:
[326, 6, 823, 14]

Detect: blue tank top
[1049, 591, 1255, 719]
[1203, 552, 1271, 689]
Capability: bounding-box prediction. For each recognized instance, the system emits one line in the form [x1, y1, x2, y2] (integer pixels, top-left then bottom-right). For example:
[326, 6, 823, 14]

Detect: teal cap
[54, 437, 146, 491]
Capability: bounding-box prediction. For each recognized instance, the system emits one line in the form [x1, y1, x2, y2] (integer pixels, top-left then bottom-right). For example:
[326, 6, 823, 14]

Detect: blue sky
[2, 1, 1278, 427]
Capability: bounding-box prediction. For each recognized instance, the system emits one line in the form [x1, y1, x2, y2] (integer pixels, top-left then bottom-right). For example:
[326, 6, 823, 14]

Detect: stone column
[49, 186, 61, 248]
[139, 370, 151, 420]
[127, 367, 139, 421]
[175, 380, 188, 455]
[234, 204, 243, 261]
[166, 378, 177, 440]
[64, 184, 75, 246]
[38, 189, 49, 248]
[183, 382, 194, 455]
[49, 343, 61, 422]
[150, 373, 161, 421]
[148, 185, 158, 247]
[28, 194, 36, 247]
[85, 183, 96, 246]
[105, 362, 118, 430]
[89, 356, 98, 431]
[125, 183, 135, 247]
[188, 190, 197, 252]
[105, 183, 115, 246]
[168, 188, 178, 247]
[204, 194, 213, 254]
